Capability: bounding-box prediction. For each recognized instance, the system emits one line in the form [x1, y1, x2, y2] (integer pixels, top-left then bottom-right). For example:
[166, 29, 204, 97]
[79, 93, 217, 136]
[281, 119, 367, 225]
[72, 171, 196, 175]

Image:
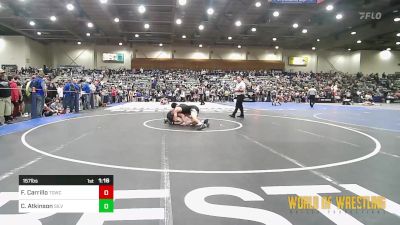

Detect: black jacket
[0, 79, 11, 98]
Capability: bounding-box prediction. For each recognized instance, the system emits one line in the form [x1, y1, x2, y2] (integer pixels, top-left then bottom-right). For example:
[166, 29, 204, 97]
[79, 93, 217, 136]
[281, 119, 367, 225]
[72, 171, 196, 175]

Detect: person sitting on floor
[42, 99, 57, 117]
[50, 98, 64, 114]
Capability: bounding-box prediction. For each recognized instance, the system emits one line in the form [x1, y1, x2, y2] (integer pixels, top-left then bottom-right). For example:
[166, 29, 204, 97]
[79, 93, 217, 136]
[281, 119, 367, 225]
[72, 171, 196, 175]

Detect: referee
[308, 85, 317, 108]
[230, 75, 246, 118]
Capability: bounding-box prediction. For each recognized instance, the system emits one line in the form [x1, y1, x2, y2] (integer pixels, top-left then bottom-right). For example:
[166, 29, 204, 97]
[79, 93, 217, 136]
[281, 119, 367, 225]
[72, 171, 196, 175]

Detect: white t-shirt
[234, 81, 246, 96]
[90, 84, 96, 93]
[308, 88, 317, 96]
[57, 87, 63, 98]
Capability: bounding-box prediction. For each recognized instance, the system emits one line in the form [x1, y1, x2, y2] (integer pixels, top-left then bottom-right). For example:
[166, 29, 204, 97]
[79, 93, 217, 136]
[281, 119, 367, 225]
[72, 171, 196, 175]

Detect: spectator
[30, 72, 47, 119]
[22, 76, 33, 117]
[10, 76, 21, 118]
[63, 79, 73, 113]
[50, 98, 64, 114]
[0, 70, 12, 125]
[111, 86, 117, 103]
[82, 80, 91, 110]
[47, 81, 57, 100]
[2, 67, 399, 121]
[89, 80, 96, 109]
[57, 83, 63, 100]
[71, 79, 80, 113]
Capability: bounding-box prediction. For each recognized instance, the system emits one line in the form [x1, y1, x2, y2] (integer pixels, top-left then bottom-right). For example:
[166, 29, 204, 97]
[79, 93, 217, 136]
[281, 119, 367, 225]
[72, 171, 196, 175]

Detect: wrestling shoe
[229, 114, 235, 118]
[197, 123, 207, 130]
[164, 119, 174, 125]
[203, 119, 210, 128]
[238, 115, 244, 118]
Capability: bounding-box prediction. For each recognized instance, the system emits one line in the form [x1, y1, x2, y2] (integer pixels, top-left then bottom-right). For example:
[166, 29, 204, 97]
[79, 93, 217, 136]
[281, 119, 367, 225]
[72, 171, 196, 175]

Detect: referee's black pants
[199, 94, 205, 105]
[309, 95, 316, 108]
[232, 94, 244, 116]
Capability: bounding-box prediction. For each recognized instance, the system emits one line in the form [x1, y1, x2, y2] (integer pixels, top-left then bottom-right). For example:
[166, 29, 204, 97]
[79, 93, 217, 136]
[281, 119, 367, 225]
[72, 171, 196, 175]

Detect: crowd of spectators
[0, 67, 399, 126]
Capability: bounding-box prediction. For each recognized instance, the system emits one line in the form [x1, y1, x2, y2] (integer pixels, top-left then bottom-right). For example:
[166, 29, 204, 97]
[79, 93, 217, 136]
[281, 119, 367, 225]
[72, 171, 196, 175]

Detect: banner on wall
[288, 56, 309, 66]
[1, 65, 18, 72]
[103, 53, 124, 63]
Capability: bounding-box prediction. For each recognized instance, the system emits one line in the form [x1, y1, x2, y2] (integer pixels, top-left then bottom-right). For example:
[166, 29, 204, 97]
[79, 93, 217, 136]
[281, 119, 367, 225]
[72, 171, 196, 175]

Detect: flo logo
[359, 12, 382, 20]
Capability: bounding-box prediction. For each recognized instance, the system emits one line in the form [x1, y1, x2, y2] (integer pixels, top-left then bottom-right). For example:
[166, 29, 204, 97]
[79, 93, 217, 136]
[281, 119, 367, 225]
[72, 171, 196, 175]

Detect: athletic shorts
[0, 97, 12, 117]
[190, 108, 198, 118]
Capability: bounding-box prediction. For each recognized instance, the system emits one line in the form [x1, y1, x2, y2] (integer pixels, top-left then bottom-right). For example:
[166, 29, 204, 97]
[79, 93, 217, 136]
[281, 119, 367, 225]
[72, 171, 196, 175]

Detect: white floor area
[105, 102, 235, 112]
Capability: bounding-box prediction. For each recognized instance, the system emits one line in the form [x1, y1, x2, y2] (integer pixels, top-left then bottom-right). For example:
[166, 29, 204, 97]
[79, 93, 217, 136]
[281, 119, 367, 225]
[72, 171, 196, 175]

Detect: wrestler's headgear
[171, 102, 177, 108]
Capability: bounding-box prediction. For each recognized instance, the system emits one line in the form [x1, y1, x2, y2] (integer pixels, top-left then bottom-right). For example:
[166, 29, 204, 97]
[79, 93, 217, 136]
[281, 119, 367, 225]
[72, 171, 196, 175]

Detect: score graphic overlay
[18, 175, 114, 213]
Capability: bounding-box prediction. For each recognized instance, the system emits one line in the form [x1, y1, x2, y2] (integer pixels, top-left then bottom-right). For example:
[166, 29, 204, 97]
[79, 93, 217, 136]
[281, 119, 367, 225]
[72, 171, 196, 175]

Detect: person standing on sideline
[89, 80, 96, 109]
[62, 79, 72, 113]
[10, 76, 21, 119]
[111, 86, 117, 103]
[199, 84, 205, 105]
[72, 79, 80, 113]
[30, 72, 47, 119]
[82, 80, 91, 110]
[46, 81, 57, 100]
[57, 83, 63, 100]
[22, 76, 33, 117]
[229, 75, 246, 118]
[308, 85, 317, 108]
[0, 70, 12, 125]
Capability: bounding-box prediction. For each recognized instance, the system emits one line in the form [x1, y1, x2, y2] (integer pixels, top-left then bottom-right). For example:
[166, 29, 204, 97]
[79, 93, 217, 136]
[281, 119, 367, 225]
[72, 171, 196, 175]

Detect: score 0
[99, 185, 114, 213]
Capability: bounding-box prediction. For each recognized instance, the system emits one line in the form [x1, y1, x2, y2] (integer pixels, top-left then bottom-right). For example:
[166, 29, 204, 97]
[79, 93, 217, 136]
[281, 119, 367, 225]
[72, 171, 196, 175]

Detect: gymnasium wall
[317, 51, 361, 74]
[0, 36, 50, 69]
[132, 58, 284, 71]
[360, 50, 400, 74]
[0, 36, 399, 74]
[133, 45, 283, 61]
[48, 43, 374, 74]
[49, 43, 94, 69]
[26, 38, 50, 68]
[0, 36, 27, 68]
